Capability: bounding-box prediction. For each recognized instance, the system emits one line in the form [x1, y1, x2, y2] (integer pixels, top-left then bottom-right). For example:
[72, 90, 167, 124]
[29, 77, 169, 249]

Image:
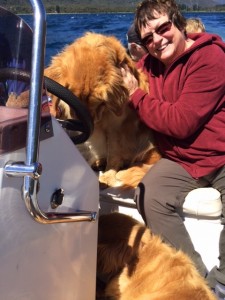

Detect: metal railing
[4, 0, 97, 224]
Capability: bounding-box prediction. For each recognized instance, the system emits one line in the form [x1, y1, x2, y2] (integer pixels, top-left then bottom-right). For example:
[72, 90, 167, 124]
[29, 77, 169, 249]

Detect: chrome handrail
[4, 0, 97, 224]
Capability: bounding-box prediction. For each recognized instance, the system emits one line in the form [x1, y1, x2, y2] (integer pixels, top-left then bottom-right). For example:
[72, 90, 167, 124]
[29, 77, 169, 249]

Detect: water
[20, 12, 225, 66]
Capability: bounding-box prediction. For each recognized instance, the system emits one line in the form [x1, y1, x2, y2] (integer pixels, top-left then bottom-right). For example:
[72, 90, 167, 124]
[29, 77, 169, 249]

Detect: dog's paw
[6, 91, 30, 108]
[115, 164, 152, 189]
[99, 170, 123, 189]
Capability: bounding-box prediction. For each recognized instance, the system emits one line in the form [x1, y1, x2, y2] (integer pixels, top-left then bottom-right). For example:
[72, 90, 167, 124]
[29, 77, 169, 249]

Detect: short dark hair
[134, 0, 186, 35]
[127, 23, 143, 44]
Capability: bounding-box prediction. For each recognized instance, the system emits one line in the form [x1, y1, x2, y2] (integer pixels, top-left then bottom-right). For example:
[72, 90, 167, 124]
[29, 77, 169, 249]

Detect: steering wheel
[0, 67, 94, 144]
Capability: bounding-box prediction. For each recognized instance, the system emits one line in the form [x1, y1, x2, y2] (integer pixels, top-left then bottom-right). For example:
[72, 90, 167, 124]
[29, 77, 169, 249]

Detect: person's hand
[121, 65, 139, 96]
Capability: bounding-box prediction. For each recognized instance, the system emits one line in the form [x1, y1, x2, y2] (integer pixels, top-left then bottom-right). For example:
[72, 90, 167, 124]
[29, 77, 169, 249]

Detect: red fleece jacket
[131, 33, 225, 178]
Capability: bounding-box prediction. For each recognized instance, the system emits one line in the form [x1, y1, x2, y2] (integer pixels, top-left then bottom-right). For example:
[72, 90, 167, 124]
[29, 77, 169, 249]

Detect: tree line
[0, 0, 224, 14]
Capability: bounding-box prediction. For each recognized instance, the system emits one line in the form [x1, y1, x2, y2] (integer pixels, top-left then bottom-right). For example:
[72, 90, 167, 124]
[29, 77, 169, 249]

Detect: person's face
[129, 42, 148, 62]
[140, 12, 187, 67]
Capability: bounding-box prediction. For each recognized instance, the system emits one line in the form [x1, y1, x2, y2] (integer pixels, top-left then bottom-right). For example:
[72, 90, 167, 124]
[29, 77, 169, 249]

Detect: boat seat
[183, 188, 222, 271]
[183, 187, 222, 219]
[100, 186, 222, 219]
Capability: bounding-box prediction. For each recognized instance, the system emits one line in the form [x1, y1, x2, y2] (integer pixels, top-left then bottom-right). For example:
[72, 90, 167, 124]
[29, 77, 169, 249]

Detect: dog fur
[97, 213, 216, 300]
[44, 32, 161, 188]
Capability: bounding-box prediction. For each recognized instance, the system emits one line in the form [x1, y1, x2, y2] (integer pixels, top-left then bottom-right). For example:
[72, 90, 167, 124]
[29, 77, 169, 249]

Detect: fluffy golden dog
[44, 32, 161, 188]
[97, 213, 216, 300]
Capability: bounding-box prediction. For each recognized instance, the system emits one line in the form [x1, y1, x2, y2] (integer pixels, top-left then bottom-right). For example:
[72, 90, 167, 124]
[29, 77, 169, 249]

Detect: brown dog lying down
[97, 213, 216, 300]
[44, 32, 161, 188]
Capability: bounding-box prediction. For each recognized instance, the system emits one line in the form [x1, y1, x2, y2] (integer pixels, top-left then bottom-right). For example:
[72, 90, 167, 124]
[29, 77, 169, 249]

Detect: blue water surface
[20, 12, 225, 66]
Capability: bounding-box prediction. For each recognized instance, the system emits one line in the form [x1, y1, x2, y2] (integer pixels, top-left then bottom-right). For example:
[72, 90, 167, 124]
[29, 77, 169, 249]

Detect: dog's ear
[90, 83, 129, 117]
[97, 241, 134, 278]
[104, 86, 129, 116]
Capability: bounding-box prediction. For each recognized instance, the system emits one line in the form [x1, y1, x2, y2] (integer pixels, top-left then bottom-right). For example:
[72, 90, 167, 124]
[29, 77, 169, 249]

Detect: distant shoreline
[2, 0, 225, 15]
[18, 10, 225, 15]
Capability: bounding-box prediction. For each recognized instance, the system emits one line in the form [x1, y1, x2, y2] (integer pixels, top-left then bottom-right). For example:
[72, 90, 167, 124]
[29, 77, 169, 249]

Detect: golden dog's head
[44, 32, 148, 121]
[97, 213, 151, 280]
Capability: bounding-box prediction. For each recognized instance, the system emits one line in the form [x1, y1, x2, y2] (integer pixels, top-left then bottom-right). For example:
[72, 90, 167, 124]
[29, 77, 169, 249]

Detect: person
[186, 17, 206, 33]
[126, 23, 148, 61]
[121, 0, 225, 298]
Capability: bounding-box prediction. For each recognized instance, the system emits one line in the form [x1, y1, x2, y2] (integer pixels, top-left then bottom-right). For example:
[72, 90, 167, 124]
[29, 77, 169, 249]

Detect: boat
[0, 1, 223, 299]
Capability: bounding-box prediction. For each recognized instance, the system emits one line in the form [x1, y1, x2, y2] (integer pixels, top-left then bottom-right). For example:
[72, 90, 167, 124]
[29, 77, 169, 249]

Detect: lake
[20, 12, 225, 66]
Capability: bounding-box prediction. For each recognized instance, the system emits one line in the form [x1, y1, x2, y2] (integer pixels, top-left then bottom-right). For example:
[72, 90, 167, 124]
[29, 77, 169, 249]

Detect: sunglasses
[141, 21, 172, 46]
